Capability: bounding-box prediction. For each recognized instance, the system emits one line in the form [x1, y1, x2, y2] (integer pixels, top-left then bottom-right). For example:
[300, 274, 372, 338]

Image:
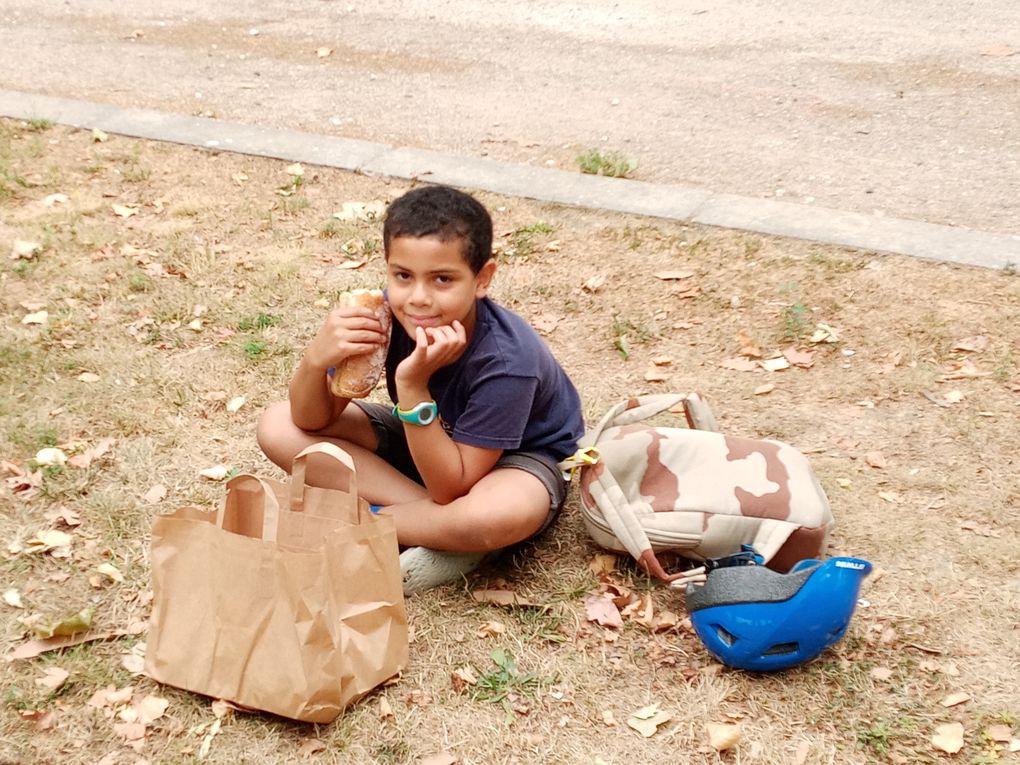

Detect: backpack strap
[578, 393, 719, 449]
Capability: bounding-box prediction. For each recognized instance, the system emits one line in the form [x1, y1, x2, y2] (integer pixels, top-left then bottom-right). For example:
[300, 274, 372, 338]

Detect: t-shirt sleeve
[449, 375, 538, 450]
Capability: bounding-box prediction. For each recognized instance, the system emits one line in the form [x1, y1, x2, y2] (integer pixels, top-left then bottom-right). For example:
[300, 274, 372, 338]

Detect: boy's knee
[256, 401, 294, 461]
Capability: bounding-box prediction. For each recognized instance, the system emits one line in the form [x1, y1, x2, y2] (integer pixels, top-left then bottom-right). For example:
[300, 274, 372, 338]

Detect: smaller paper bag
[145, 443, 408, 723]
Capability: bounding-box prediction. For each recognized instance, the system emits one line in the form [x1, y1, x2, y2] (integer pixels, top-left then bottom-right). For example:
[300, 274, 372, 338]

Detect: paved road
[2, 0, 1019, 235]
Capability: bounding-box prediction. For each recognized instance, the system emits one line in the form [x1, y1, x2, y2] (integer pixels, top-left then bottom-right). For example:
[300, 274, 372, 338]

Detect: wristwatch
[393, 400, 438, 426]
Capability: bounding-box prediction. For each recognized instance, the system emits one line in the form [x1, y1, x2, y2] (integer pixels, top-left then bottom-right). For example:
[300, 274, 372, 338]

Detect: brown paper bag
[144, 442, 408, 723]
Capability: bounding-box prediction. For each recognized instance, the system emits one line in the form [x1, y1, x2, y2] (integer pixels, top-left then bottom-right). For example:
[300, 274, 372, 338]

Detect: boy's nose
[409, 282, 430, 305]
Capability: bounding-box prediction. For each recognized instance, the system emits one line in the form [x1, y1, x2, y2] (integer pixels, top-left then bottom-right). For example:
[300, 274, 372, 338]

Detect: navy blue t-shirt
[385, 298, 584, 462]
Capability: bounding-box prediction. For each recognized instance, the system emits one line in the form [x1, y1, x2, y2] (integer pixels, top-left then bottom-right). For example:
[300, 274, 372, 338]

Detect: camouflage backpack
[566, 394, 834, 583]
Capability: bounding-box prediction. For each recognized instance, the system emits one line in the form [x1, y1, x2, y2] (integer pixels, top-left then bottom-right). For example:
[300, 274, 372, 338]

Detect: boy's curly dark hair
[383, 185, 493, 274]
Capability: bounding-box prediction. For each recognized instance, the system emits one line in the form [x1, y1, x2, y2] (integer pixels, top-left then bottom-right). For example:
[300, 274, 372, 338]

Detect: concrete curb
[3, 89, 1018, 270]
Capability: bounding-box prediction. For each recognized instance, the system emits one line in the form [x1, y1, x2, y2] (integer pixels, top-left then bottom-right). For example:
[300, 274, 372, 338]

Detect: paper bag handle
[290, 441, 359, 513]
[218, 474, 281, 542]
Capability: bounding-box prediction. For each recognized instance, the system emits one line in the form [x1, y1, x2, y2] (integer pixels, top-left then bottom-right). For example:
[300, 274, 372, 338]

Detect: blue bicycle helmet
[685, 555, 872, 671]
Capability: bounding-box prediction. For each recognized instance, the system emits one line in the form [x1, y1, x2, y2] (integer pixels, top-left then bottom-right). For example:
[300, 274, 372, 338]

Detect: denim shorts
[353, 401, 569, 537]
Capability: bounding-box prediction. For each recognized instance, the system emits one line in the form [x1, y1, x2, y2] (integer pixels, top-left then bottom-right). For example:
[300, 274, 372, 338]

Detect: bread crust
[330, 290, 390, 398]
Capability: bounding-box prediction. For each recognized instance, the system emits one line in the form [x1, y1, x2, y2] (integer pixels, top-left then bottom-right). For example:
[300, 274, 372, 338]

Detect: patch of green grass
[610, 314, 655, 360]
[503, 222, 554, 259]
[127, 271, 154, 293]
[576, 148, 637, 178]
[242, 338, 268, 359]
[238, 313, 278, 331]
[27, 118, 55, 132]
[855, 716, 919, 757]
[472, 649, 547, 707]
[513, 607, 567, 643]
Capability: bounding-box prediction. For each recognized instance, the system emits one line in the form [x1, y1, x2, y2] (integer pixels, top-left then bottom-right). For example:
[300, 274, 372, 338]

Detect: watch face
[415, 403, 437, 425]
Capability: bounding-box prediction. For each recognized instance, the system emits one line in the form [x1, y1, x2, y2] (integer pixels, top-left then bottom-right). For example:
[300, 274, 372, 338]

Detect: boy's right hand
[304, 307, 388, 371]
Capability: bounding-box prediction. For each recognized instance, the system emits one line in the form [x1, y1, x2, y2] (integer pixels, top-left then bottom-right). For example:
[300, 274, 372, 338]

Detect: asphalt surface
[1, 0, 1019, 238]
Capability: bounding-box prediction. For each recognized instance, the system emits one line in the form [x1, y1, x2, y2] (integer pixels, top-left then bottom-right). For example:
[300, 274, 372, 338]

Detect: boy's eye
[392, 271, 411, 281]
[435, 275, 453, 284]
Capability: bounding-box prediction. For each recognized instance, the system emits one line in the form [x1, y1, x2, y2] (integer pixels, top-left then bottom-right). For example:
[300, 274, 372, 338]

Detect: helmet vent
[762, 642, 798, 656]
[714, 625, 737, 646]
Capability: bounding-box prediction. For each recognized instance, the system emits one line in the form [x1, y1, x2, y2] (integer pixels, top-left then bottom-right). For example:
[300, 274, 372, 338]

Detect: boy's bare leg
[385, 468, 551, 552]
[257, 400, 428, 505]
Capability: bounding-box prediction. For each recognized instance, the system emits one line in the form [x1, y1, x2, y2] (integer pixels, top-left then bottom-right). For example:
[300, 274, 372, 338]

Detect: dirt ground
[2, 0, 1020, 236]
[1, 121, 1018, 764]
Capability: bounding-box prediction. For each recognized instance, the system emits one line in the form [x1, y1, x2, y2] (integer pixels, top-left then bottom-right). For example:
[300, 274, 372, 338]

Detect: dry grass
[1, 119, 1018, 765]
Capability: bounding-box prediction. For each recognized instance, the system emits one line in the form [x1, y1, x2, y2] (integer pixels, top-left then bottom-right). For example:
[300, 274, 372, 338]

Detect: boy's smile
[386, 235, 496, 341]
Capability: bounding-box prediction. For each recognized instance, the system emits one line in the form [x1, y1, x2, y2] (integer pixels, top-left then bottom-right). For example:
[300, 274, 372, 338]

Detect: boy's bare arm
[394, 321, 502, 503]
[289, 307, 387, 431]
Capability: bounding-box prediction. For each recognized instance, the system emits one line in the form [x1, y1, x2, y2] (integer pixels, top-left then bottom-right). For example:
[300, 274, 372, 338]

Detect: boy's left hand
[394, 320, 467, 391]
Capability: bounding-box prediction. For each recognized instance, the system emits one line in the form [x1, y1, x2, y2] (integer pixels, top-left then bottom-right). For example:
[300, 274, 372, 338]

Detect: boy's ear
[474, 259, 497, 297]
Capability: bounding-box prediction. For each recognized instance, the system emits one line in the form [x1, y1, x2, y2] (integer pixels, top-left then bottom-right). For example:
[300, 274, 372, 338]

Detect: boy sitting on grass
[257, 185, 584, 592]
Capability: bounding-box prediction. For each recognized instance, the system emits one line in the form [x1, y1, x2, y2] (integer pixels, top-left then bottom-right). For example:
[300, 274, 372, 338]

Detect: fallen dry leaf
[952, 335, 988, 353]
[298, 737, 327, 758]
[43, 193, 69, 206]
[226, 396, 246, 413]
[643, 368, 668, 382]
[754, 383, 775, 395]
[720, 357, 758, 372]
[18, 709, 56, 731]
[31, 607, 93, 638]
[865, 451, 887, 469]
[3, 589, 24, 608]
[451, 666, 478, 693]
[476, 620, 506, 638]
[588, 553, 617, 575]
[336, 258, 368, 270]
[379, 696, 394, 720]
[582, 274, 606, 292]
[12, 239, 42, 259]
[627, 704, 672, 738]
[782, 346, 815, 368]
[584, 593, 624, 628]
[23, 529, 73, 555]
[96, 563, 124, 583]
[199, 465, 230, 481]
[332, 200, 386, 221]
[736, 330, 761, 358]
[315, 46, 334, 58]
[530, 313, 561, 335]
[419, 753, 458, 765]
[931, 722, 965, 754]
[940, 691, 971, 707]
[705, 722, 742, 751]
[877, 491, 901, 504]
[602, 710, 617, 727]
[66, 437, 115, 469]
[654, 269, 695, 280]
[77, 372, 101, 383]
[22, 310, 48, 325]
[35, 666, 70, 691]
[809, 323, 839, 343]
[112, 204, 139, 218]
[985, 724, 1012, 743]
[760, 357, 791, 372]
[938, 358, 992, 381]
[134, 694, 170, 724]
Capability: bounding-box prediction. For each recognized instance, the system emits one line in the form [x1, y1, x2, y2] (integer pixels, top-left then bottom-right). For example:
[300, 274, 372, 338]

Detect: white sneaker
[399, 546, 490, 595]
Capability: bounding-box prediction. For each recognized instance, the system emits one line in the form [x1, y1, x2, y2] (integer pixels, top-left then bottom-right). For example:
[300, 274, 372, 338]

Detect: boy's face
[385, 235, 496, 339]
